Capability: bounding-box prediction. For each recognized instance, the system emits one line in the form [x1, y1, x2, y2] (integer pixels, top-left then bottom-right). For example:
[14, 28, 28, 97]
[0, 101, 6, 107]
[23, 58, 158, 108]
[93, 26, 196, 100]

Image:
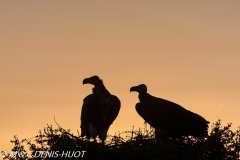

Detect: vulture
[80, 75, 121, 142]
[130, 84, 209, 139]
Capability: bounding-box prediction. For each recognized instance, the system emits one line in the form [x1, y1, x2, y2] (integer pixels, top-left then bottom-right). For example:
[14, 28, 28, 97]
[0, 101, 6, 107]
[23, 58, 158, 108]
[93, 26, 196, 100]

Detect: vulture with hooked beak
[81, 75, 121, 142]
[130, 84, 209, 139]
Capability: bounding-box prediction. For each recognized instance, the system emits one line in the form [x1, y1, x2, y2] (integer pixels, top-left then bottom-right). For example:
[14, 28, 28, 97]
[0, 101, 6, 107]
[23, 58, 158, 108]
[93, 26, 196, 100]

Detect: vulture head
[130, 84, 147, 93]
[83, 75, 102, 85]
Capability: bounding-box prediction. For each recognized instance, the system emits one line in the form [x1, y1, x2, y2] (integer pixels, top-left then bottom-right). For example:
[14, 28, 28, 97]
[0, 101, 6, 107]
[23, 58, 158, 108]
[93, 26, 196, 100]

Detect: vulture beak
[83, 76, 100, 85]
[130, 84, 147, 93]
[130, 86, 137, 92]
[82, 78, 89, 85]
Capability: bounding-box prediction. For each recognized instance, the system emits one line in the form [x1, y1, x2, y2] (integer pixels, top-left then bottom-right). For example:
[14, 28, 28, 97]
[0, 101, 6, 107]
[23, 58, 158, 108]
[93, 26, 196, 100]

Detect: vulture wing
[103, 95, 121, 127]
[80, 94, 102, 138]
[136, 95, 209, 138]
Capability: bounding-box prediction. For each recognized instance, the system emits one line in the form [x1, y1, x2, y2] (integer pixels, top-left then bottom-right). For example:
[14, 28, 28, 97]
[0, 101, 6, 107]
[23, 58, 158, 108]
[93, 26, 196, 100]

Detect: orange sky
[0, 1, 239, 153]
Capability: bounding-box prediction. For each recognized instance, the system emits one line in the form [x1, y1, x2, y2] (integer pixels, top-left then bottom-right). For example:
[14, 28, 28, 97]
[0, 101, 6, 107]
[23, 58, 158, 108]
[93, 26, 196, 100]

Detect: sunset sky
[1, 1, 239, 153]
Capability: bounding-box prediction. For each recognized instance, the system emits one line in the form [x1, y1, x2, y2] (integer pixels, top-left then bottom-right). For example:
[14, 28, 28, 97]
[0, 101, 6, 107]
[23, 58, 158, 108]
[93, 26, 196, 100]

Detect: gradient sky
[1, 1, 239, 153]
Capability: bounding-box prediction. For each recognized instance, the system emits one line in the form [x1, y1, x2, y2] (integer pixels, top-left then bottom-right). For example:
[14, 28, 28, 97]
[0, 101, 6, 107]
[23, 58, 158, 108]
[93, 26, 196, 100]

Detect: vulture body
[130, 84, 209, 139]
[81, 75, 121, 142]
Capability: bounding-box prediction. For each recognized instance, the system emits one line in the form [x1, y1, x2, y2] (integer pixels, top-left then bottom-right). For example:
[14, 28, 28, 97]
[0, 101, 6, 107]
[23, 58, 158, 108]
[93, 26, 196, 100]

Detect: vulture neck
[138, 92, 151, 102]
[93, 82, 111, 98]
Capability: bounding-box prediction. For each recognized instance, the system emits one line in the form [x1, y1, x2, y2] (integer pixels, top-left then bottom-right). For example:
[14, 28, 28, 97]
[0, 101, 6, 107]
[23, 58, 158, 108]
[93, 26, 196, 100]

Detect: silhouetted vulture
[81, 75, 121, 143]
[130, 84, 209, 139]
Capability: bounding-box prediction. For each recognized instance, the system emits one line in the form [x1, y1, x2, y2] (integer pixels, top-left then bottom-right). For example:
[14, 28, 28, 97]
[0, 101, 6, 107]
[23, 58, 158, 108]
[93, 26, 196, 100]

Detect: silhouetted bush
[2, 120, 240, 160]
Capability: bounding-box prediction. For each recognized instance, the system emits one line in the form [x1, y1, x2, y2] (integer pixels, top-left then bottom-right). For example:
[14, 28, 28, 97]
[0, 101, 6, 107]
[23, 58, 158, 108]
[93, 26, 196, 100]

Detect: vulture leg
[155, 127, 168, 145]
[99, 125, 110, 143]
[88, 123, 98, 140]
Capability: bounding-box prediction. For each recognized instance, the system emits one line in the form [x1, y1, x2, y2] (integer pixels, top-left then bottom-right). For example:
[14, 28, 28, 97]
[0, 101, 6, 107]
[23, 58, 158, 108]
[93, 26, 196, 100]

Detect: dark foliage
[2, 120, 240, 160]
